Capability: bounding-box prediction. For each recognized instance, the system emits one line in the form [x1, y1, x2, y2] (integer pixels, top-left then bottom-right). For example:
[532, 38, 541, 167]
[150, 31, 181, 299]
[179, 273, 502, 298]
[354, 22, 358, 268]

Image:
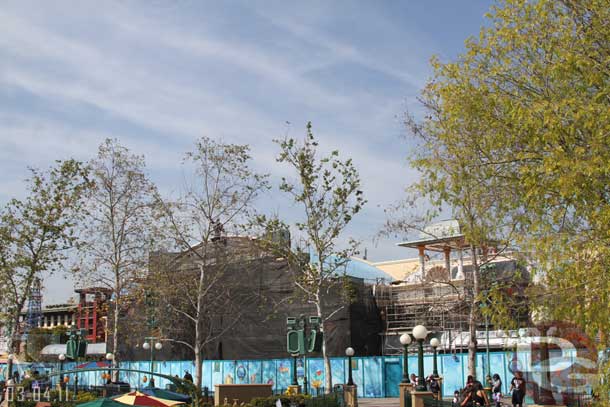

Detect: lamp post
[399, 333, 412, 383]
[430, 338, 439, 377]
[105, 353, 114, 383]
[412, 325, 428, 392]
[7, 353, 14, 382]
[58, 353, 66, 387]
[291, 355, 298, 386]
[345, 347, 355, 386]
[485, 313, 491, 384]
[143, 337, 163, 380]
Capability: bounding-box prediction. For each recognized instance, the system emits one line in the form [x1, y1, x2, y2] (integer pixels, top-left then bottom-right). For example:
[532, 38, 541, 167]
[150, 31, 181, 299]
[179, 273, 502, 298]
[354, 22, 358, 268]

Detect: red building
[75, 287, 112, 343]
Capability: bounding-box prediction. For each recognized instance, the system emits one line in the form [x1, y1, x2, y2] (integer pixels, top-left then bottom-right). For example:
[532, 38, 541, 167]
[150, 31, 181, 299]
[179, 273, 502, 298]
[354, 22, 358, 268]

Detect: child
[452, 390, 461, 407]
[491, 373, 502, 407]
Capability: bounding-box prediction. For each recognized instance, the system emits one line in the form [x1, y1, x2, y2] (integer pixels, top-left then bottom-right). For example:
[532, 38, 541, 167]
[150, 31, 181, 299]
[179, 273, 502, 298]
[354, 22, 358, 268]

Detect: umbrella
[77, 361, 111, 369]
[140, 388, 191, 404]
[114, 392, 185, 407]
[77, 398, 131, 407]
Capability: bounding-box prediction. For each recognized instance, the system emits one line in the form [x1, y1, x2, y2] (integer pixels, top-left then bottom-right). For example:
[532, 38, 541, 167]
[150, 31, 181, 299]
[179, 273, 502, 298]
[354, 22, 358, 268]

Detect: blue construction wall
[0, 350, 591, 398]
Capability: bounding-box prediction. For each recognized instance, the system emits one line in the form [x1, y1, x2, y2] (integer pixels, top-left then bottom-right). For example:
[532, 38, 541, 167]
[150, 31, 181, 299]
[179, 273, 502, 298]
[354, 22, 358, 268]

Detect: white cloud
[0, 0, 447, 303]
[252, 4, 430, 89]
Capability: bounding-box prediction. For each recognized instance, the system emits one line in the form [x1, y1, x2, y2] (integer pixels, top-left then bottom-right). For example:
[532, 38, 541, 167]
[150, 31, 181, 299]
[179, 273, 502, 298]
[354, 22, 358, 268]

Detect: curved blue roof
[343, 257, 394, 281]
[309, 254, 394, 282]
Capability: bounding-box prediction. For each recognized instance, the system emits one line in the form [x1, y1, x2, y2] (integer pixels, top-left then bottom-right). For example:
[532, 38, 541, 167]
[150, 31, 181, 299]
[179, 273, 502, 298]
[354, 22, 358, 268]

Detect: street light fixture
[399, 333, 412, 383]
[345, 347, 355, 386]
[430, 338, 440, 377]
[412, 325, 428, 392]
[143, 337, 163, 383]
[105, 353, 114, 383]
[58, 353, 66, 386]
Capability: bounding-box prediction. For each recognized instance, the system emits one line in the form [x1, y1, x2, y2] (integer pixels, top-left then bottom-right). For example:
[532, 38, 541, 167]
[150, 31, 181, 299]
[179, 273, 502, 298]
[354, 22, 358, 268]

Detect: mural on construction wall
[0, 350, 595, 399]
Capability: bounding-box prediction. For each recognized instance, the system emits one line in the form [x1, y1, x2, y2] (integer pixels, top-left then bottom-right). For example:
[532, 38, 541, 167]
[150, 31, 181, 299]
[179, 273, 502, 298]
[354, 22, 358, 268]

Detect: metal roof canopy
[40, 342, 107, 356]
[396, 219, 468, 252]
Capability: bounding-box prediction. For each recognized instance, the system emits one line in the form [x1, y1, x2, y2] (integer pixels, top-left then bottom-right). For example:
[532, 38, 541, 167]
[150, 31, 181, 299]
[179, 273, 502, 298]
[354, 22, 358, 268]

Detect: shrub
[10, 401, 38, 407]
[50, 401, 76, 407]
[74, 392, 98, 402]
[251, 394, 320, 407]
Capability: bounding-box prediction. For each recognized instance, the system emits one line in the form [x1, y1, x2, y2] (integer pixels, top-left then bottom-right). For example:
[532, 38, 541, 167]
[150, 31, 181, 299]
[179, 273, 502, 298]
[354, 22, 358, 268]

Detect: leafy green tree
[260, 122, 365, 392]
[405, 0, 609, 398]
[0, 160, 90, 356]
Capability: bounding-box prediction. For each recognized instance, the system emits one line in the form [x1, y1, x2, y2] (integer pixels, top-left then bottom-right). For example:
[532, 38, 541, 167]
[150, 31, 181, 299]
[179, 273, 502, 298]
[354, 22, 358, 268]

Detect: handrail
[46, 367, 200, 405]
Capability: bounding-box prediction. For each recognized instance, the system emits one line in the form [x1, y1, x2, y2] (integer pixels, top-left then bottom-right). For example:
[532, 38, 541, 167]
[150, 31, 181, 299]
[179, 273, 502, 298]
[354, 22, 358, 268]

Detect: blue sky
[0, 1, 493, 303]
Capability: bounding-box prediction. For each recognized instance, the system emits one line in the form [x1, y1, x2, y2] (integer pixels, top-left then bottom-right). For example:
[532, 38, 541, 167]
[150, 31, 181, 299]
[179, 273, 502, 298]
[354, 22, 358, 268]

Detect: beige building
[367, 258, 420, 281]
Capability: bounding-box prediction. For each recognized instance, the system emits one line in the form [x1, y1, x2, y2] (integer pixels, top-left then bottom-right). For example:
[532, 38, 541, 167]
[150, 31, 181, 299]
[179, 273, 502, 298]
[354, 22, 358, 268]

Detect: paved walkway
[358, 398, 400, 406]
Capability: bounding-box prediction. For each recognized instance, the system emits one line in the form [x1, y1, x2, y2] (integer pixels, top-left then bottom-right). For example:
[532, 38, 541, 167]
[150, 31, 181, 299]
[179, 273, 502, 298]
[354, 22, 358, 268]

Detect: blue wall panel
[440, 354, 463, 397]
[362, 357, 382, 397]
[235, 360, 249, 384]
[275, 359, 291, 391]
[307, 358, 324, 394]
[1, 349, 598, 399]
[330, 358, 345, 392]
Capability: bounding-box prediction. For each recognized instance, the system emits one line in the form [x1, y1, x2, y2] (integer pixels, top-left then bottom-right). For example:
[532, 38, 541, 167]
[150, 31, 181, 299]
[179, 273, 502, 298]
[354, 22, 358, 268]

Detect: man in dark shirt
[510, 371, 526, 407]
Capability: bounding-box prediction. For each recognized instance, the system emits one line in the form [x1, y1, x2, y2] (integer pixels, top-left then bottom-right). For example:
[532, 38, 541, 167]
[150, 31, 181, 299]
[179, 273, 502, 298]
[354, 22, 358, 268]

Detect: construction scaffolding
[375, 273, 471, 355]
[374, 220, 529, 355]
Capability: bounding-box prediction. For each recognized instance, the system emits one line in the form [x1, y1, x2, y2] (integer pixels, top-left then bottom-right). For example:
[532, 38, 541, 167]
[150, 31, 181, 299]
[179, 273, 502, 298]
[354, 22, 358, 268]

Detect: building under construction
[370, 220, 530, 355]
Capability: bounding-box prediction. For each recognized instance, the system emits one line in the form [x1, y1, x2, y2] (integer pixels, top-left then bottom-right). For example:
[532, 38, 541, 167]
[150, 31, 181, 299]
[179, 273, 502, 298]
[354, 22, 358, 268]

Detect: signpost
[286, 315, 322, 394]
[65, 327, 88, 395]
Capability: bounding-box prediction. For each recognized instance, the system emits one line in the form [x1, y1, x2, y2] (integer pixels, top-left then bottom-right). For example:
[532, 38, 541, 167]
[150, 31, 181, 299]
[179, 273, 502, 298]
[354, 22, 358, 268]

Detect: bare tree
[153, 137, 269, 389]
[75, 139, 158, 371]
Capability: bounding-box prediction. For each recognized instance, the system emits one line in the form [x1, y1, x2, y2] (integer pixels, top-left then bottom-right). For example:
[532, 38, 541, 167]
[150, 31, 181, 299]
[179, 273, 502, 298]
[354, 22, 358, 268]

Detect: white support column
[457, 248, 464, 279]
[444, 247, 451, 279]
[418, 245, 426, 280]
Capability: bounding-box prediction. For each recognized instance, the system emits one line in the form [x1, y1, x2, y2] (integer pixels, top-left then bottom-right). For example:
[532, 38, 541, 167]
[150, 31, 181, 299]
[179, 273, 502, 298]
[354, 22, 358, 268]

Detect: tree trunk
[194, 323, 202, 390]
[317, 303, 332, 394]
[468, 245, 480, 379]
[195, 347, 203, 390]
[468, 298, 478, 378]
[194, 263, 205, 390]
[9, 312, 19, 355]
[112, 293, 120, 381]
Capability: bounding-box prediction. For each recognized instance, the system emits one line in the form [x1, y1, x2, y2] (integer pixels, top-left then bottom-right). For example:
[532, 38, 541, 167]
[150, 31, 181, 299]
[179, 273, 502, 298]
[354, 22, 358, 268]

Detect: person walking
[510, 371, 526, 407]
[491, 374, 502, 407]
